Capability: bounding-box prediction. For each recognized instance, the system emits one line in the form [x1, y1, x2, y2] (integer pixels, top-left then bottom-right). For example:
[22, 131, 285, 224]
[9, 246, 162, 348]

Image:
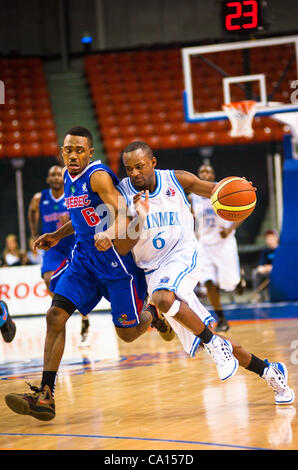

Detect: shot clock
[222, 0, 267, 34]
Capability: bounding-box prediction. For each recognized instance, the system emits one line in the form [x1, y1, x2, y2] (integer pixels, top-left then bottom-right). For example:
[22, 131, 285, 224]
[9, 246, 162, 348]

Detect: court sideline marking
[0, 431, 272, 450]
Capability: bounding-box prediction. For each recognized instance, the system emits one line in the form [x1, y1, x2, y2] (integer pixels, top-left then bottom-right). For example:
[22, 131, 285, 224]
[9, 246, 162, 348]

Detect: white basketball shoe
[204, 335, 239, 381]
[262, 360, 295, 405]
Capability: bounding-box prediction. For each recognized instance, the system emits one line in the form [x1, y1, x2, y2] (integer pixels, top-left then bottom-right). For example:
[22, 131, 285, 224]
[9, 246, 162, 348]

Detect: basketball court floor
[0, 302, 297, 451]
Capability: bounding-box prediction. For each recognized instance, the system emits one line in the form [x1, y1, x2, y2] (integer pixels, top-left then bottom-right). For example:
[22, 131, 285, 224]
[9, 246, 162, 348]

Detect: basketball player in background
[28, 165, 90, 346]
[189, 164, 245, 332]
[96, 141, 294, 406]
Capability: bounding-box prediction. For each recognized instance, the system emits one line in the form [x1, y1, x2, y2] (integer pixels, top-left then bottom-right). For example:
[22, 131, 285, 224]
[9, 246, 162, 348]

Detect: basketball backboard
[182, 35, 298, 122]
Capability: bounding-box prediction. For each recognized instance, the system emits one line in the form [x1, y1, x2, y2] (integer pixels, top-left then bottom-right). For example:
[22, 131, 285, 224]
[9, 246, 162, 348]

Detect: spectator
[2, 234, 29, 267]
[251, 229, 279, 301]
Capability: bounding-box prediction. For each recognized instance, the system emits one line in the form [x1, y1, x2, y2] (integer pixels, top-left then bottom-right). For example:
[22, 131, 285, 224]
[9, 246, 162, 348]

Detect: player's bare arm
[220, 220, 243, 238]
[174, 170, 216, 198]
[28, 192, 41, 239]
[33, 220, 74, 251]
[91, 171, 140, 255]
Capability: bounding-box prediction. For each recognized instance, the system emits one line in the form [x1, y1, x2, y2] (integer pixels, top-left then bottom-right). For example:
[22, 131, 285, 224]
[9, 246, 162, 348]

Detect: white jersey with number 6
[118, 169, 197, 271]
[118, 169, 215, 356]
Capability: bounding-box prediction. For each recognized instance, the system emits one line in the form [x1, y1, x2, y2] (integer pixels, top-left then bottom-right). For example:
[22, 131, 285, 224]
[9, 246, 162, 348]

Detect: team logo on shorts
[166, 187, 176, 197]
[159, 276, 170, 284]
[118, 314, 137, 326]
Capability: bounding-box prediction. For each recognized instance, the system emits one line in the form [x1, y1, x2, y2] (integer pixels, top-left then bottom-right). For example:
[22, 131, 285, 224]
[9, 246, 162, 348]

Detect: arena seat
[84, 47, 287, 170]
[0, 58, 58, 160]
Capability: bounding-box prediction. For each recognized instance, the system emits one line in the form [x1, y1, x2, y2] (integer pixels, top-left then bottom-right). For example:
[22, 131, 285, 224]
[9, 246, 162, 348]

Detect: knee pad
[164, 299, 180, 317]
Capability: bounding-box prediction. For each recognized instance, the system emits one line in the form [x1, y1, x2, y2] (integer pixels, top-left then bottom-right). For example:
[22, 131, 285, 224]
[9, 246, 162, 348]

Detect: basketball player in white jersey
[189, 164, 244, 332]
[94, 141, 294, 404]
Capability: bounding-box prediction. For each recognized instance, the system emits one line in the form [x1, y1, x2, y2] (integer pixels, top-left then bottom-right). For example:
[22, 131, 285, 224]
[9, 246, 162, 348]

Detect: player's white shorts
[197, 237, 240, 292]
[145, 245, 215, 356]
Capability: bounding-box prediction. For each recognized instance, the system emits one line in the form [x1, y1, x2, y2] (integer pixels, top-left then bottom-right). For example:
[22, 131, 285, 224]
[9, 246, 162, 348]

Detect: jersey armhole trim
[169, 170, 191, 208]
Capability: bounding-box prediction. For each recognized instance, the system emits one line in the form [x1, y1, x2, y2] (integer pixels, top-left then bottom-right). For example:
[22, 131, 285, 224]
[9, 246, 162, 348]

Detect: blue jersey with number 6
[63, 161, 118, 245]
[50, 161, 147, 325]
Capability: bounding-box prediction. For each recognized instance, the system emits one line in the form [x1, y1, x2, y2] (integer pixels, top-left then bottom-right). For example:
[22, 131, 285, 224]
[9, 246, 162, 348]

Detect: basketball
[211, 177, 256, 222]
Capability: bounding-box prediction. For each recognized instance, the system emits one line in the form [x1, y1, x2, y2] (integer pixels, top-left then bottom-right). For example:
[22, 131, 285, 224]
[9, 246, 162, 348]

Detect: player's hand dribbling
[33, 233, 60, 251]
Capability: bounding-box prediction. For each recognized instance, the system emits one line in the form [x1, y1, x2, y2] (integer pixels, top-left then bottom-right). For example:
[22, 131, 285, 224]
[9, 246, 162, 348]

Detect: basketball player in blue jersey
[28, 165, 91, 345]
[5, 127, 171, 421]
[95, 141, 295, 406]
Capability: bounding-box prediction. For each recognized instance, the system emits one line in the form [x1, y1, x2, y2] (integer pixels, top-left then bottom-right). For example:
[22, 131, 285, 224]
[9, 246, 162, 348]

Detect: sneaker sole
[275, 388, 295, 405]
[215, 325, 230, 332]
[5, 395, 55, 421]
[220, 358, 239, 381]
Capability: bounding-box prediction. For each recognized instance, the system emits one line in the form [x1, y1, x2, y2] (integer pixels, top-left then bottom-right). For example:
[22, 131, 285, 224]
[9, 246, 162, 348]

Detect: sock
[41, 371, 57, 396]
[246, 354, 267, 377]
[215, 310, 226, 321]
[198, 325, 214, 344]
[0, 302, 8, 328]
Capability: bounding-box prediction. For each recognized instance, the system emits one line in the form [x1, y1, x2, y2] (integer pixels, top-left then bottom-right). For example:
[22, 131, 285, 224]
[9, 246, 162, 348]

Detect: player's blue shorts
[50, 241, 147, 328]
[41, 237, 75, 276]
[41, 247, 70, 276]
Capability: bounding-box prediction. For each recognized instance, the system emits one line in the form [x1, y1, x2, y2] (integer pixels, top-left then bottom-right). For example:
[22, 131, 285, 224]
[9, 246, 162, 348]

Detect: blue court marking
[0, 432, 271, 450]
[218, 301, 298, 322]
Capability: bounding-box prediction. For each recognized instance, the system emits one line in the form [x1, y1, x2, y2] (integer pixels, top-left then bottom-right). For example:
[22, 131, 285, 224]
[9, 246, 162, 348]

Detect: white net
[222, 100, 257, 138]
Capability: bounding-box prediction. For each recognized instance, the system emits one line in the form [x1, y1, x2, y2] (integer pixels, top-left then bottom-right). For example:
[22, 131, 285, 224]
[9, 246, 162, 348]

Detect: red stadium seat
[3, 119, 21, 131]
[6, 142, 24, 158]
[100, 126, 122, 139]
[179, 133, 201, 147]
[40, 129, 57, 142]
[23, 142, 42, 157]
[19, 108, 35, 120]
[5, 131, 23, 143]
[3, 108, 18, 121]
[159, 134, 181, 149]
[38, 119, 56, 131]
[40, 141, 59, 157]
[22, 119, 39, 131]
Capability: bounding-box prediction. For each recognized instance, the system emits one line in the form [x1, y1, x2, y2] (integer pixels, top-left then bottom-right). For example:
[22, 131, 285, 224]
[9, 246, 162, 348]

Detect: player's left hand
[94, 232, 113, 251]
[219, 227, 231, 238]
[133, 190, 149, 221]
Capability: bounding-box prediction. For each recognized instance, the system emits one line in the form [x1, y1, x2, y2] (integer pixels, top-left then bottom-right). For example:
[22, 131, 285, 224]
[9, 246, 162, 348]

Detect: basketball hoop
[222, 100, 257, 138]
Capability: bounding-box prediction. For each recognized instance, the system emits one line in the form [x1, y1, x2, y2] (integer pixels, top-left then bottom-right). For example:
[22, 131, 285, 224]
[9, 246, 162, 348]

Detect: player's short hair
[64, 126, 93, 147]
[122, 141, 153, 159]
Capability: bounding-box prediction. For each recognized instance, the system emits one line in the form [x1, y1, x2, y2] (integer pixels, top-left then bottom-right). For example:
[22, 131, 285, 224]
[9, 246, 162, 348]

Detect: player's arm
[174, 170, 216, 198]
[33, 220, 75, 251]
[220, 220, 243, 238]
[28, 192, 41, 239]
[92, 171, 147, 255]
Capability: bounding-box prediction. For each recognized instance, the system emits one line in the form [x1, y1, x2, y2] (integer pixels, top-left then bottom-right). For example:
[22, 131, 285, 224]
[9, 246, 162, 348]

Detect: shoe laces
[205, 337, 233, 367]
[24, 381, 42, 397]
[266, 366, 288, 394]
